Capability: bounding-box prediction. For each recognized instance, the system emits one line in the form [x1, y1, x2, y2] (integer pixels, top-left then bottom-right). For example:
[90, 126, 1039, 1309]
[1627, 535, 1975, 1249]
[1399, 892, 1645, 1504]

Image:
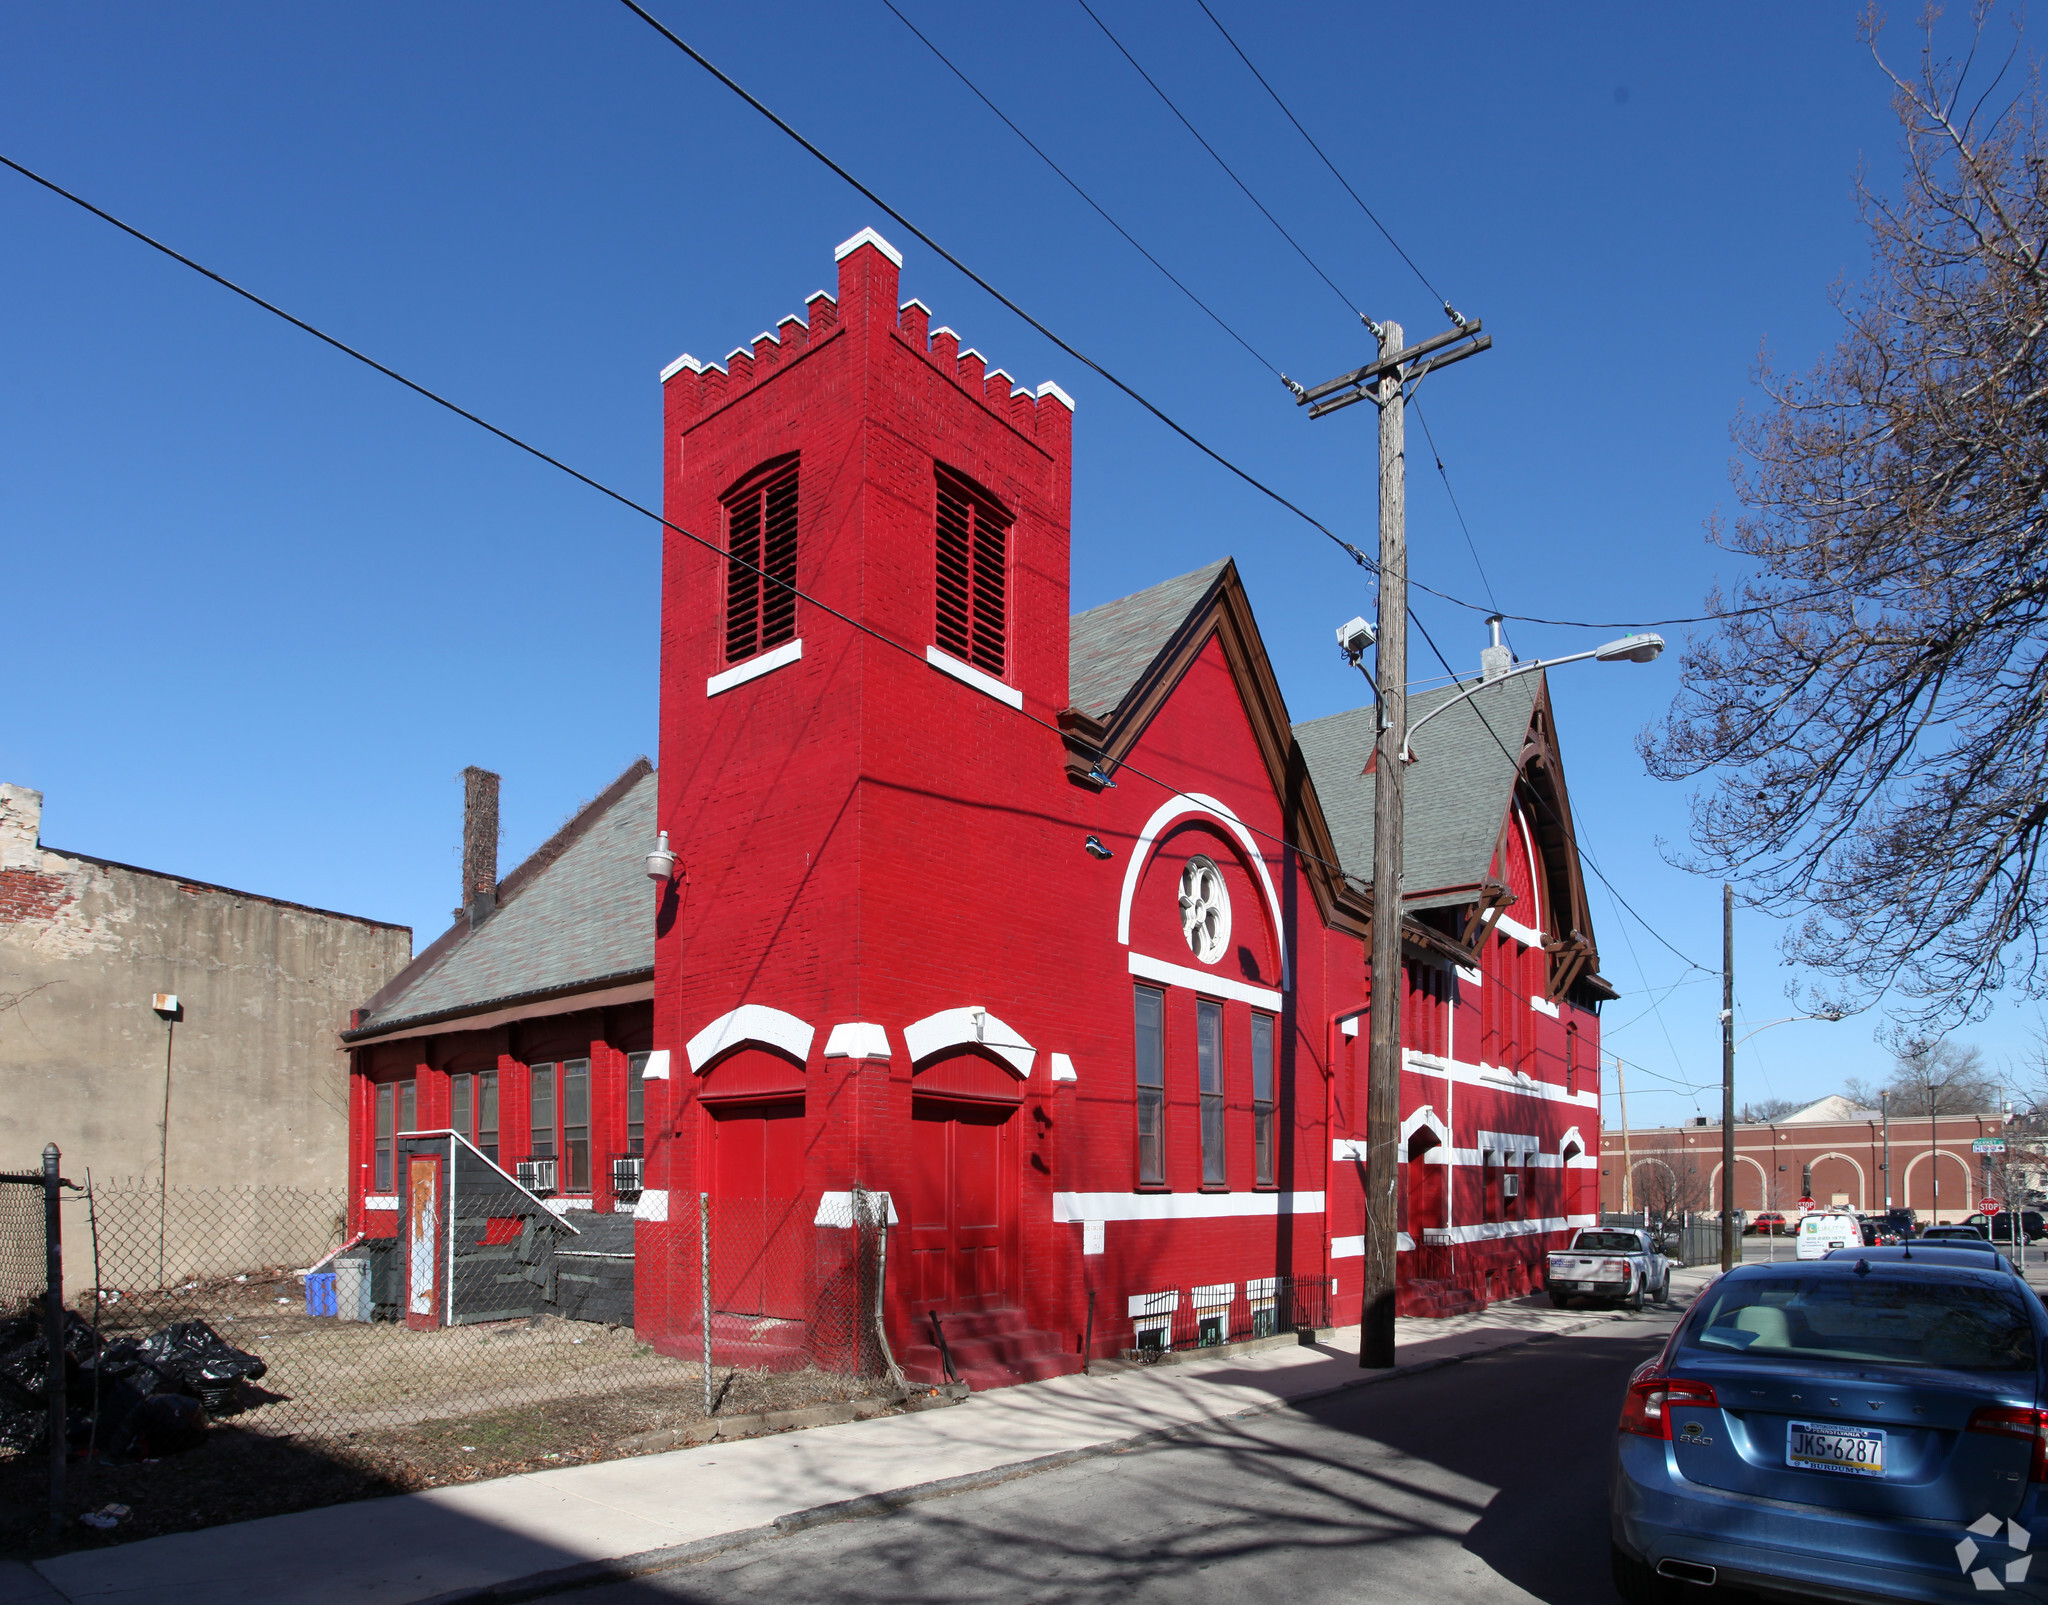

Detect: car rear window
[1688, 1275, 2035, 1371]
[1569, 1232, 1641, 1252]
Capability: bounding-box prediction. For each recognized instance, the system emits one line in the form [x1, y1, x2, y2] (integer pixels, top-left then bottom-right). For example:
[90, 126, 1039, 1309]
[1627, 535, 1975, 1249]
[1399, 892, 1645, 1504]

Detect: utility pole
[1881, 1088, 1892, 1210]
[1617, 1053, 1633, 1215]
[1294, 313, 1491, 1369]
[1721, 884, 1737, 1272]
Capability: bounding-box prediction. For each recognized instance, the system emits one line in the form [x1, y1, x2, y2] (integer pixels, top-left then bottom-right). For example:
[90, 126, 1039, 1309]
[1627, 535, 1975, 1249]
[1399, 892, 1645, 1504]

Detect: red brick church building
[343, 229, 1613, 1385]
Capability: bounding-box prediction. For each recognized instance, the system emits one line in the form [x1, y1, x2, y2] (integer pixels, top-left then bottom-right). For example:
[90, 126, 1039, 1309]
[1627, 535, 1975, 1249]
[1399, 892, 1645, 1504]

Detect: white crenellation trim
[752, 330, 778, 348]
[640, 1049, 671, 1081]
[726, 347, 751, 365]
[986, 368, 1014, 387]
[686, 1004, 816, 1072]
[835, 226, 903, 267]
[1049, 1052, 1077, 1082]
[707, 638, 803, 697]
[929, 325, 958, 341]
[633, 1189, 668, 1223]
[1117, 792, 1291, 987]
[823, 1022, 892, 1060]
[806, 289, 836, 308]
[660, 353, 703, 382]
[902, 1006, 1034, 1075]
[815, 1191, 899, 1227]
[899, 298, 931, 315]
[778, 314, 807, 332]
[1036, 380, 1075, 410]
[957, 348, 985, 365]
[926, 645, 1023, 708]
[1054, 1191, 1324, 1223]
[1128, 950, 1283, 1010]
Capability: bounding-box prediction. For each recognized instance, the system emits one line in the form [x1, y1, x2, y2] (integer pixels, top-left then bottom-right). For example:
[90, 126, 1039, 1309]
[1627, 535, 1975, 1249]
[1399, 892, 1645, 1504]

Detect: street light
[1398, 630, 1665, 762]
[1734, 1011, 1846, 1049]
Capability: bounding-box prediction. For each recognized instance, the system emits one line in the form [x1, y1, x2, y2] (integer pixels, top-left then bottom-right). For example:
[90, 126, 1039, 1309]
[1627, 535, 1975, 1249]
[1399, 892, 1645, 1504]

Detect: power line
[1069, 0, 1370, 326]
[878, 0, 1282, 380]
[613, 0, 1376, 583]
[1409, 395, 1499, 615]
[1191, 0, 1461, 325]
[0, 150, 1372, 905]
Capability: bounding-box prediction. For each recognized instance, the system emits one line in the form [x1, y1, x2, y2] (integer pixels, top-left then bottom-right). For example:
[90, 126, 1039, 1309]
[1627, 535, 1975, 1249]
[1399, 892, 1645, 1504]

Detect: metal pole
[1361, 318, 1406, 1370]
[1721, 885, 1737, 1272]
[699, 1192, 713, 1417]
[1617, 1054, 1633, 1215]
[1881, 1089, 1892, 1210]
[157, 1018, 174, 1290]
[42, 1142, 65, 1538]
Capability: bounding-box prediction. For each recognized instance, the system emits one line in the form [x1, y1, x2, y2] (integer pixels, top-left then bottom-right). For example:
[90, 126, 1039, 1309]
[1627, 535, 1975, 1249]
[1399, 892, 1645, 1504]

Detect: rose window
[1179, 856, 1231, 964]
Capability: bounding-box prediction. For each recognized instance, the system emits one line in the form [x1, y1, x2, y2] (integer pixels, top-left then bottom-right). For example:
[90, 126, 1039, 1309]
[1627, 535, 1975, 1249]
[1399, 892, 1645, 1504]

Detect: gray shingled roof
[356, 768, 658, 1033]
[1293, 674, 1541, 908]
[1067, 559, 1229, 722]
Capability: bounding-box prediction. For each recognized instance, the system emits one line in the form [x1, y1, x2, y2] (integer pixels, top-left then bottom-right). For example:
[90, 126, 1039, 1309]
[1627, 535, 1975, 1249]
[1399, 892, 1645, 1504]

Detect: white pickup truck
[1544, 1226, 1672, 1311]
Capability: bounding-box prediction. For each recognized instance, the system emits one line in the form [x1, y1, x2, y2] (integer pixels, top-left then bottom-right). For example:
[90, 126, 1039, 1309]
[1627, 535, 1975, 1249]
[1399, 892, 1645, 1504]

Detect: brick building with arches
[1600, 1093, 2011, 1224]
[345, 229, 1617, 1384]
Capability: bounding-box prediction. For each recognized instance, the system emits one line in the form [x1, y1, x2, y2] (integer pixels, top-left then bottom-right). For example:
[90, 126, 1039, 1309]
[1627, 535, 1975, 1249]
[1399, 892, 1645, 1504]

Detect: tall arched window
[722, 455, 800, 664]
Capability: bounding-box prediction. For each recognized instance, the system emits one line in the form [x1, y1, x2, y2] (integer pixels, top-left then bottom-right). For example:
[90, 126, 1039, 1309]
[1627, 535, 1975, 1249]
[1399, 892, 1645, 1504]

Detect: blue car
[1611, 1257, 2048, 1601]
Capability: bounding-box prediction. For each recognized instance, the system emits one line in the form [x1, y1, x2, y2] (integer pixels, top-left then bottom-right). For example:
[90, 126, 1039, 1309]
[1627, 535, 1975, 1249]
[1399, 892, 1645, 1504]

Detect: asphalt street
[537, 1302, 1690, 1605]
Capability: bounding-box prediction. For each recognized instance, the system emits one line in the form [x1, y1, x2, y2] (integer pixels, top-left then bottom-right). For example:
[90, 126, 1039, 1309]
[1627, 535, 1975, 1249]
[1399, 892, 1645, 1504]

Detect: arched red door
[700, 1048, 808, 1320]
[906, 1052, 1020, 1316]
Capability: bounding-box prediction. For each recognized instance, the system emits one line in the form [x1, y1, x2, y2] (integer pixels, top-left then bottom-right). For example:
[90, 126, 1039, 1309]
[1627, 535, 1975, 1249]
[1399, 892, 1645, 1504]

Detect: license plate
[1788, 1421, 1886, 1477]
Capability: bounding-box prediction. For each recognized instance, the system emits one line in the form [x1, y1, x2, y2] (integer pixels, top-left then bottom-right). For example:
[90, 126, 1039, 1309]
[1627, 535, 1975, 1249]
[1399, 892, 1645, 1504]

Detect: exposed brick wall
[0, 868, 74, 923]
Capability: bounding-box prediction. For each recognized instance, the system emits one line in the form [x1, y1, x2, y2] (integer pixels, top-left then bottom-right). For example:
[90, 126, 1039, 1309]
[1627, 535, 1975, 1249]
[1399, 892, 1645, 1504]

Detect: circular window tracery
[1179, 855, 1231, 964]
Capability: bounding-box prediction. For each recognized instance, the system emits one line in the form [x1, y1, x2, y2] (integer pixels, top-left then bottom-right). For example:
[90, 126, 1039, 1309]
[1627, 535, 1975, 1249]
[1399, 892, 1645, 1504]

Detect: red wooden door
[709, 1097, 806, 1318]
[907, 1098, 1015, 1315]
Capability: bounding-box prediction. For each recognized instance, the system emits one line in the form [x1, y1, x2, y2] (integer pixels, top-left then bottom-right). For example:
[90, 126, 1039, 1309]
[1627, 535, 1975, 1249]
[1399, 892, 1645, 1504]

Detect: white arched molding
[686, 1005, 816, 1073]
[1806, 1150, 1868, 1209]
[1400, 1105, 1449, 1155]
[1903, 1148, 1975, 1210]
[1558, 1125, 1592, 1165]
[1116, 793, 1291, 988]
[902, 1007, 1035, 1077]
[1709, 1155, 1771, 1212]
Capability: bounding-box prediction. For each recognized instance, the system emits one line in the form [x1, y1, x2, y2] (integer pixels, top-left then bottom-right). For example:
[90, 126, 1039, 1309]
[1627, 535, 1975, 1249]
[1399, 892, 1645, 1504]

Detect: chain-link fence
[0, 1164, 896, 1555]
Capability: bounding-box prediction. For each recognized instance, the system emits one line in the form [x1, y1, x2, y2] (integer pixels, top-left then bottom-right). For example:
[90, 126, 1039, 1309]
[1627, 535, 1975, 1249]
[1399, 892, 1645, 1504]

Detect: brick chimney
[461, 767, 500, 929]
[0, 783, 43, 871]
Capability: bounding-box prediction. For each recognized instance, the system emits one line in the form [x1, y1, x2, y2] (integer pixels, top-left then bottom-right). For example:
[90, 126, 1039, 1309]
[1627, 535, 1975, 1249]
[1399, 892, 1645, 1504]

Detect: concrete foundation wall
[0, 783, 411, 1190]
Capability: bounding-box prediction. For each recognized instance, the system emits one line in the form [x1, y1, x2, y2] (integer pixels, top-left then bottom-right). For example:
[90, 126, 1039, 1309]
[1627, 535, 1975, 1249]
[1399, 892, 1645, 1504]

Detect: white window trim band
[926, 645, 1023, 709]
[1128, 950, 1283, 1010]
[708, 638, 803, 697]
[1054, 1191, 1324, 1223]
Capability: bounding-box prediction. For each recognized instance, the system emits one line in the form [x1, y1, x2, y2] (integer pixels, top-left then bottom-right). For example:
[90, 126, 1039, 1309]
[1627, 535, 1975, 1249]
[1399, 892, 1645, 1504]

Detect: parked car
[1856, 1216, 1906, 1247]
[1922, 1223, 1992, 1244]
[1795, 1211, 1861, 1261]
[1827, 1244, 2027, 1279]
[1903, 1230, 2020, 1274]
[1611, 1257, 2048, 1602]
[1745, 1212, 1789, 1237]
[1965, 1211, 2047, 1246]
[1546, 1226, 1672, 1311]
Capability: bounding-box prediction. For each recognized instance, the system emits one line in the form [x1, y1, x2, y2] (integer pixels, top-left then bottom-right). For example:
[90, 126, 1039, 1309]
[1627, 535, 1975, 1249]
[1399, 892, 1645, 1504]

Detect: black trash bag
[137, 1320, 266, 1412]
[120, 1391, 206, 1459]
[0, 1310, 101, 1409]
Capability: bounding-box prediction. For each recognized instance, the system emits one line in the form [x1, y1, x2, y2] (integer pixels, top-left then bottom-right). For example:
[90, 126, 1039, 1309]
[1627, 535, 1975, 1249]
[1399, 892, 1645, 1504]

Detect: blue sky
[4, 2, 2031, 1124]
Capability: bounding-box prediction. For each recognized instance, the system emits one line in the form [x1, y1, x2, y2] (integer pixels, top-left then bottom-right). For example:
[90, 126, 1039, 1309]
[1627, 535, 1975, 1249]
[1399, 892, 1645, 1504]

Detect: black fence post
[42, 1142, 64, 1539]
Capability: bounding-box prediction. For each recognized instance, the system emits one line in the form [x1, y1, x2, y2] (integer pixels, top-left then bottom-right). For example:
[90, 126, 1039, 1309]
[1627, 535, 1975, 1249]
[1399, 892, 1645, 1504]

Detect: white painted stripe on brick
[633, 1188, 668, 1223]
[1127, 950, 1283, 1010]
[707, 638, 802, 697]
[925, 645, 1023, 708]
[1053, 1191, 1324, 1223]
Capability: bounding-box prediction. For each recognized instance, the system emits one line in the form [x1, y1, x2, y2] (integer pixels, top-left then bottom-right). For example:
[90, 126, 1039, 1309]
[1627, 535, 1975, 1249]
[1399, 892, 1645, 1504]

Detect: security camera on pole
[1294, 311, 1491, 1367]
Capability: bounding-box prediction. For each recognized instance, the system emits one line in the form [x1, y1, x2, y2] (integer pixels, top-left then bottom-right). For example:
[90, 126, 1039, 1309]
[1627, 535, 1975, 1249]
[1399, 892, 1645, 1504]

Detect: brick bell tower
[637, 228, 1074, 1349]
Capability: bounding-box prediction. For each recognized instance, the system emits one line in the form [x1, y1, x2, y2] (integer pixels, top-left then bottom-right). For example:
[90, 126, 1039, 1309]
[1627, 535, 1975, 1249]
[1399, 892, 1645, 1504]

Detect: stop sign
[1797, 1197, 1815, 1209]
[1982, 1197, 2004, 1215]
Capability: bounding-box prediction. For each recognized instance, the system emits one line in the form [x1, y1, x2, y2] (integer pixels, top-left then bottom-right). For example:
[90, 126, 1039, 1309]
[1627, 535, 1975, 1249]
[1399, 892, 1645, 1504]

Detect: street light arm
[1733, 1011, 1846, 1049]
[1400, 651, 1597, 761]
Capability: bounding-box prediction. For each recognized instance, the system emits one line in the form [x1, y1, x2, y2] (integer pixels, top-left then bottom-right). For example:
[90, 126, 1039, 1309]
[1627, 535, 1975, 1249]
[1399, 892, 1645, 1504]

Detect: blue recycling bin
[304, 1270, 337, 1317]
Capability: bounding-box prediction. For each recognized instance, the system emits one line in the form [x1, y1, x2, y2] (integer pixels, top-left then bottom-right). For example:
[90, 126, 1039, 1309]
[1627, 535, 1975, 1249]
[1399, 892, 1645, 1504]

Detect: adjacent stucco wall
[0, 783, 411, 1190]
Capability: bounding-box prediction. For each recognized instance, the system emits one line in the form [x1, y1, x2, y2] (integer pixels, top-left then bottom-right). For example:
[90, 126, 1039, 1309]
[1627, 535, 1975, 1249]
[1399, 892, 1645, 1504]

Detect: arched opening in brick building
[698, 1046, 808, 1329]
[907, 1049, 1023, 1318]
[1405, 1127, 1445, 1236]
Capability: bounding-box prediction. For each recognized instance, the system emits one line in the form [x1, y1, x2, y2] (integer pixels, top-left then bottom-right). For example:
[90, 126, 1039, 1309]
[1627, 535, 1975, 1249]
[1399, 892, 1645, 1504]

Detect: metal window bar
[1132, 1275, 1331, 1356]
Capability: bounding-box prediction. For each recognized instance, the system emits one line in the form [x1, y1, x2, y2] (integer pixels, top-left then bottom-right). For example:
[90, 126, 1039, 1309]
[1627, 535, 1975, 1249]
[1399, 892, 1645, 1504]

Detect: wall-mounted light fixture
[152, 993, 181, 1020]
[646, 830, 678, 884]
[1084, 836, 1114, 860]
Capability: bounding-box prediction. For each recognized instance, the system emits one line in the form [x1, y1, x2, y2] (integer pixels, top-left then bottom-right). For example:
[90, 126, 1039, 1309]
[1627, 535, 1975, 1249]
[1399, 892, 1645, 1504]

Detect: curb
[407, 1305, 1655, 1605]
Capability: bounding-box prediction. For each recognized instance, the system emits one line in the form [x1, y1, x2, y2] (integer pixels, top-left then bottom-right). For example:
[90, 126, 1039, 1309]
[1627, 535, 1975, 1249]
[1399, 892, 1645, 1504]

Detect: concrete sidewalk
[30, 1272, 1712, 1605]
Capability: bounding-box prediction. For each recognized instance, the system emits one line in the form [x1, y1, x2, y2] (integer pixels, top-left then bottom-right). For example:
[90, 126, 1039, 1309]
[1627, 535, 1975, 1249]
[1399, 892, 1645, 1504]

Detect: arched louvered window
[722, 455, 800, 664]
[934, 465, 1011, 677]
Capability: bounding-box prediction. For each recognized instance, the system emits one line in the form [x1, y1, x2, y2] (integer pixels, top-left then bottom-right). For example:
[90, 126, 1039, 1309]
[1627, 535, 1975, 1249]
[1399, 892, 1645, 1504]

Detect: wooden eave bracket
[1459, 881, 1515, 950]
[1057, 707, 1113, 788]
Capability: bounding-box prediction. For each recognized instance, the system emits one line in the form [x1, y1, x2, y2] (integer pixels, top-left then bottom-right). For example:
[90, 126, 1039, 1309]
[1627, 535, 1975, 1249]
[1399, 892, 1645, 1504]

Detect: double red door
[907, 1097, 1015, 1314]
[708, 1097, 807, 1319]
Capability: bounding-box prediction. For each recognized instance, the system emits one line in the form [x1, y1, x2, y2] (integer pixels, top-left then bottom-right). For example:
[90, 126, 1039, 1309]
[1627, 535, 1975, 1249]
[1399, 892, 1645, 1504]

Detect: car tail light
[1967, 1406, 2048, 1481]
[1620, 1374, 1718, 1439]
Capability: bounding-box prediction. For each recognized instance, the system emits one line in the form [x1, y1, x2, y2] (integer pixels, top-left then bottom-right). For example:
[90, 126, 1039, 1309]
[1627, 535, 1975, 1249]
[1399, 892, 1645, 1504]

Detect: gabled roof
[1293, 674, 1542, 908]
[1781, 1094, 1881, 1125]
[346, 759, 656, 1040]
[1069, 560, 1231, 722]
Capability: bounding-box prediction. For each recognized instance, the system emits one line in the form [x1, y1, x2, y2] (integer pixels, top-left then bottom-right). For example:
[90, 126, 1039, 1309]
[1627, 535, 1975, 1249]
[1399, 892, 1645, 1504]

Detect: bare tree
[1847, 1036, 2001, 1114]
[1631, 1138, 1711, 1220]
[1740, 1097, 1805, 1123]
[1642, 9, 2048, 1027]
